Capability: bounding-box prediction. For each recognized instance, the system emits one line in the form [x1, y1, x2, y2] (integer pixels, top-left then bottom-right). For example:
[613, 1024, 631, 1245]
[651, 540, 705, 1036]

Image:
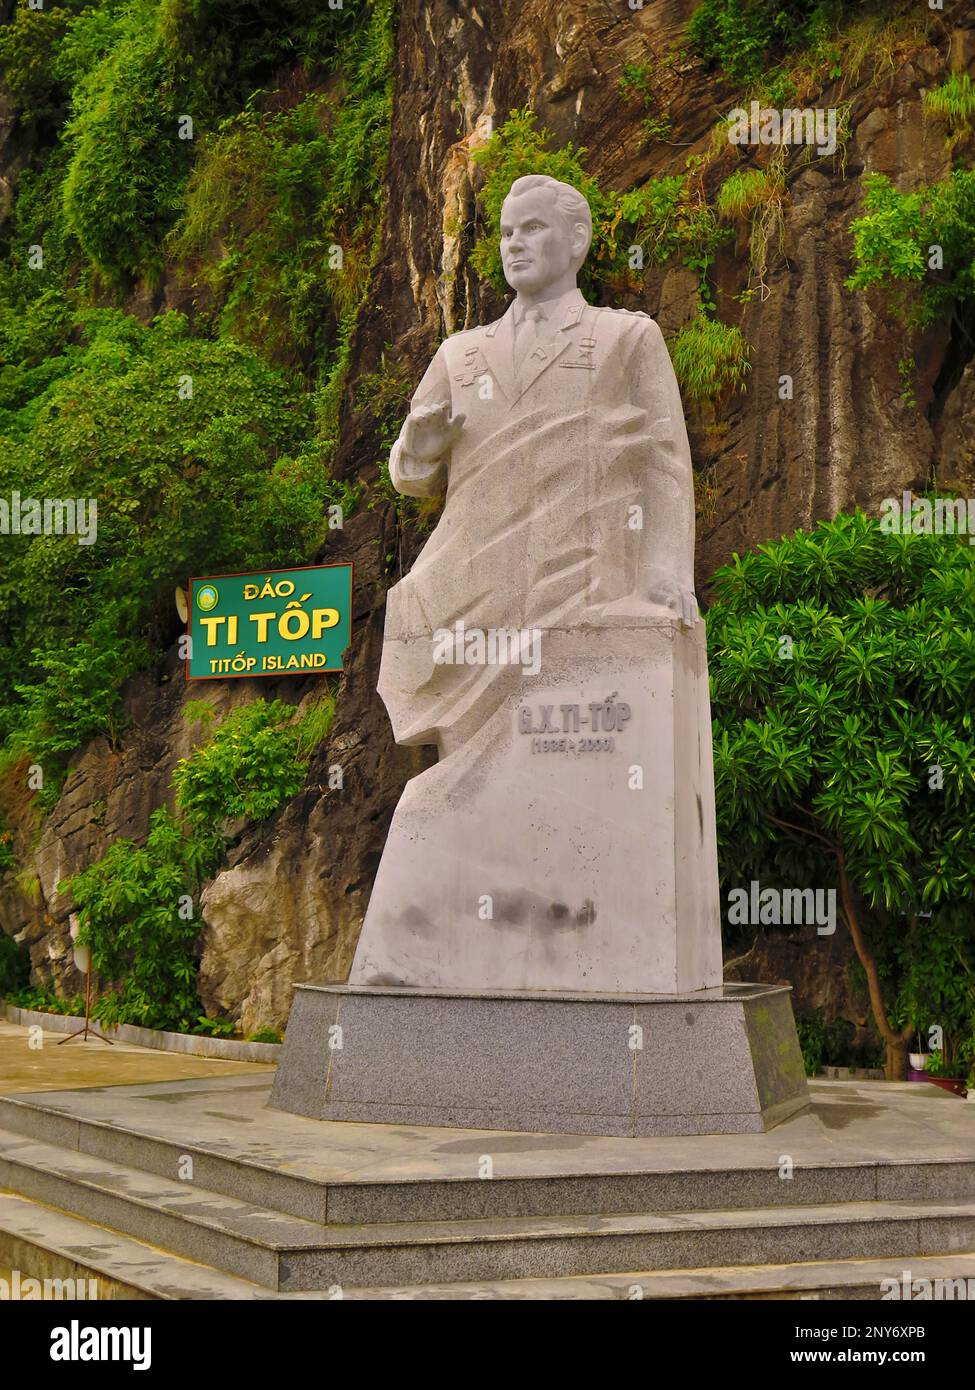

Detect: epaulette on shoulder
[613, 307, 654, 319]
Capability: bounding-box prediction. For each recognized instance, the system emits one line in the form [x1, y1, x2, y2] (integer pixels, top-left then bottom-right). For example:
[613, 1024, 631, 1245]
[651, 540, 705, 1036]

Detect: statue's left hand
[598, 573, 699, 628]
[647, 571, 699, 628]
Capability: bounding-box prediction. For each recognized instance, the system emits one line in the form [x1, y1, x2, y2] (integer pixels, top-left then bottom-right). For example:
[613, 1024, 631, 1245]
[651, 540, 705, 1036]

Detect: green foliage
[924, 1049, 960, 1079]
[708, 511, 975, 1064]
[0, 309, 329, 774]
[716, 168, 780, 220]
[61, 0, 195, 285]
[686, 0, 876, 90]
[618, 175, 727, 279]
[61, 692, 334, 1031]
[190, 1013, 237, 1037]
[0, 0, 95, 131]
[172, 697, 327, 828]
[48, 0, 393, 287]
[0, 932, 31, 996]
[794, 1015, 881, 1076]
[924, 73, 975, 134]
[168, 0, 395, 362]
[8, 984, 85, 1016]
[0, 813, 15, 874]
[247, 1026, 282, 1044]
[670, 314, 752, 401]
[846, 170, 975, 326]
[64, 807, 222, 1031]
[885, 909, 975, 1073]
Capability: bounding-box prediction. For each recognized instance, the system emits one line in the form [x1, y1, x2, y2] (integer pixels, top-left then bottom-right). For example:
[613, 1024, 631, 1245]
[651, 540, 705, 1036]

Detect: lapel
[512, 296, 588, 403]
[478, 308, 517, 405]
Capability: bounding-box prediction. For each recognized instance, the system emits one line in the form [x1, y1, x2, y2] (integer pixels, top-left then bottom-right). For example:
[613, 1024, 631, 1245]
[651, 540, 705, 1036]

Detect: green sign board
[186, 563, 353, 681]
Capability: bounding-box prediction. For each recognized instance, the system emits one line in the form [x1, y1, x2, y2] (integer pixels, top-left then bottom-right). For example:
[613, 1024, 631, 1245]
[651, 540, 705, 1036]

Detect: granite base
[270, 982, 809, 1137]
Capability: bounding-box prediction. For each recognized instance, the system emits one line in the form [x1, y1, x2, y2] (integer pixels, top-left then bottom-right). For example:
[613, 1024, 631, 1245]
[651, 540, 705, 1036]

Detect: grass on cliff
[686, 0, 923, 98]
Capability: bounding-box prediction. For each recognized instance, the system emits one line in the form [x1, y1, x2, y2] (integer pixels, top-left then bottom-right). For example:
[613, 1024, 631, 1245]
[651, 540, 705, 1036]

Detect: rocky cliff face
[4, 0, 974, 1033]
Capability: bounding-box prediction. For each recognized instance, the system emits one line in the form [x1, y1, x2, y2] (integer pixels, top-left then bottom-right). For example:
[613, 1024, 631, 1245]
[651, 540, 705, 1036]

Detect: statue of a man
[350, 174, 721, 996]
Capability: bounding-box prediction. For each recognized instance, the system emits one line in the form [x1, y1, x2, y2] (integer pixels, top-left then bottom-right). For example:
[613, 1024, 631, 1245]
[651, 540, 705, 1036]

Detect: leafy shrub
[62, 692, 334, 1030]
[8, 984, 85, 1016]
[0, 0, 92, 131]
[190, 1014, 237, 1038]
[846, 170, 975, 326]
[172, 698, 321, 829]
[708, 510, 975, 1076]
[66, 807, 223, 1031]
[0, 933, 31, 996]
[795, 1015, 882, 1076]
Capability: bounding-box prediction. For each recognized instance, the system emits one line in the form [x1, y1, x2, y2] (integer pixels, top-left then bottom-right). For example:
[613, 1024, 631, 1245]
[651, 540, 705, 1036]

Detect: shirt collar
[511, 287, 586, 329]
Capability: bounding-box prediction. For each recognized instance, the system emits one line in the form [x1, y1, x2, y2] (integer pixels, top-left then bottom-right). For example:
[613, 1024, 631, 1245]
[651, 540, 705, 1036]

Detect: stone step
[4, 1193, 975, 1301]
[0, 1193, 301, 1301]
[350, 1252, 975, 1300]
[2, 1090, 974, 1227]
[2, 1126, 974, 1292]
[0, 1128, 326, 1288]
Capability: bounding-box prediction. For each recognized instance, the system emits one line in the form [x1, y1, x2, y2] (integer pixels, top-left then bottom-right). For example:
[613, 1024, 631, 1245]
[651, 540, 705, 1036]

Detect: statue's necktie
[514, 306, 546, 372]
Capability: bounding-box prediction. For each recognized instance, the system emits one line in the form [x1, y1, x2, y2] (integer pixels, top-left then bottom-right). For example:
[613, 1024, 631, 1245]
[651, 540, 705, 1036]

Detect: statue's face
[499, 188, 585, 296]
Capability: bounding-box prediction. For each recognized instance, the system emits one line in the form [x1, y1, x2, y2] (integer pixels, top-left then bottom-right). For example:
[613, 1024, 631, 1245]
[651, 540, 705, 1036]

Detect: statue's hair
[504, 175, 593, 267]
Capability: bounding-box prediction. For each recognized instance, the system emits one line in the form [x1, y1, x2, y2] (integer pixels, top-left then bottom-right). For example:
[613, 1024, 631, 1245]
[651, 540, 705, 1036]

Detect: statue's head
[499, 175, 593, 297]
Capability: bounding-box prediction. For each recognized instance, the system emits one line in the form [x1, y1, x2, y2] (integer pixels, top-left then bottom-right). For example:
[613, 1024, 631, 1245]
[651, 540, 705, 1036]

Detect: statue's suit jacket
[383, 294, 696, 751]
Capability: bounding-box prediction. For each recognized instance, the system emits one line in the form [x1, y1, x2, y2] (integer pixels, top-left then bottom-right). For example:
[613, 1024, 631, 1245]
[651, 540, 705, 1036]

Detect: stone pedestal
[350, 620, 723, 995]
[270, 982, 809, 1136]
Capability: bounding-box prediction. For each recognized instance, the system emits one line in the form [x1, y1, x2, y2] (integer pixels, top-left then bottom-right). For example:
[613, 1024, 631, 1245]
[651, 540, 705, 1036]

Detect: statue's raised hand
[402, 400, 466, 462]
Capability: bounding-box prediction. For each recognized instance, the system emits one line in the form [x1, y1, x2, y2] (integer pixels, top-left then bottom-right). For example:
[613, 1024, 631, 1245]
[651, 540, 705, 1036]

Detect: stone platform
[1, 1068, 974, 1297]
[269, 981, 808, 1136]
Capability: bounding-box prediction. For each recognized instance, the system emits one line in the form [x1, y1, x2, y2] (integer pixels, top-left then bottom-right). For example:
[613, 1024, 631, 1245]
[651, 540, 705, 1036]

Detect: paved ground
[4, 1065, 973, 1181]
[0, 1020, 273, 1095]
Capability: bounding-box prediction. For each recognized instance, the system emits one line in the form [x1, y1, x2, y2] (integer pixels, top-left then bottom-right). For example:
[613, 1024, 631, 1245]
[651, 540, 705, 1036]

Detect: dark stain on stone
[368, 973, 410, 986]
[814, 1101, 881, 1129]
[548, 902, 570, 920]
[401, 905, 435, 935]
[696, 793, 703, 840]
[575, 899, 596, 926]
[492, 894, 529, 925]
[685, 1011, 696, 1026]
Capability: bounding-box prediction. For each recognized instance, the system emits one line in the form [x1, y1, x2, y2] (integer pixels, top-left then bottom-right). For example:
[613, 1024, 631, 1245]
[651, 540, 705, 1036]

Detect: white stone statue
[350, 174, 723, 996]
